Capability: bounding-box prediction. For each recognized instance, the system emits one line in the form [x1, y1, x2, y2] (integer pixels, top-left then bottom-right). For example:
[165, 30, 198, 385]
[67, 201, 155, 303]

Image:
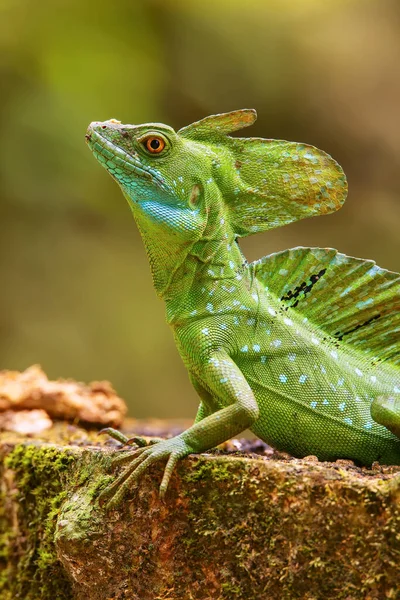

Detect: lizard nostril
[101, 125, 107, 130]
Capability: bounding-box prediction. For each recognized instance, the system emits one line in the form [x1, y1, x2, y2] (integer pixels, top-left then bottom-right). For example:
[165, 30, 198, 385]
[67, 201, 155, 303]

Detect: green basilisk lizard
[85, 109, 400, 507]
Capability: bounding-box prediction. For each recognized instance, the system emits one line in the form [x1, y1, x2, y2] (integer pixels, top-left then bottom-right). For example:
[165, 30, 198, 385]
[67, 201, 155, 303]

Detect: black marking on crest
[280, 268, 327, 308]
[334, 314, 381, 341]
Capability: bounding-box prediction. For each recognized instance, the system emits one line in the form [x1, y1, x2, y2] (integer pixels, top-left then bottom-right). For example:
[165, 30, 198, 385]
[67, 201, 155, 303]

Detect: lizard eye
[143, 136, 166, 154]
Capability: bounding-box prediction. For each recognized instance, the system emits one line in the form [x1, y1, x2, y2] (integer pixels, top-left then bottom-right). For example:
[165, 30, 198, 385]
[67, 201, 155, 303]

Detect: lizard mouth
[86, 123, 169, 192]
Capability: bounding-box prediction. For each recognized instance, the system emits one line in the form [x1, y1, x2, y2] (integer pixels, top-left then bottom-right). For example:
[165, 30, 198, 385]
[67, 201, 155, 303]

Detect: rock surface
[0, 422, 399, 600]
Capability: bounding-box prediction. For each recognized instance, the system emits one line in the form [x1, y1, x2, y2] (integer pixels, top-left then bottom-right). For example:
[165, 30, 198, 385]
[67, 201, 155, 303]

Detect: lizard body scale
[85, 109, 400, 507]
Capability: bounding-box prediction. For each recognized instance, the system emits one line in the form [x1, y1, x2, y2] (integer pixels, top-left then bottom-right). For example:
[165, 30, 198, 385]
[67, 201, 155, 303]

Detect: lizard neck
[131, 184, 250, 325]
[132, 209, 195, 299]
[162, 224, 248, 326]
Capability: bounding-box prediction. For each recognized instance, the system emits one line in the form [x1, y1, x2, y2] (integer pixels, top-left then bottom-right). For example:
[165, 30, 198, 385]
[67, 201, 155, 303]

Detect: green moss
[183, 456, 238, 484]
[55, 454, 112, 546]
[1, 444, 77, 600]
[0, 463, 13, 600]
[0, 440, 114, 600]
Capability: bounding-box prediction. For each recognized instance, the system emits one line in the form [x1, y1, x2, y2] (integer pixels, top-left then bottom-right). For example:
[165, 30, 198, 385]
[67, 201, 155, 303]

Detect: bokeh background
[1, 0, 399, 418]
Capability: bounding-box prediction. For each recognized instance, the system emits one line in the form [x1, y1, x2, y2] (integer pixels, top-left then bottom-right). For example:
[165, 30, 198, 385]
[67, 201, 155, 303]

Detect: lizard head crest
[178, 109, 348, 237]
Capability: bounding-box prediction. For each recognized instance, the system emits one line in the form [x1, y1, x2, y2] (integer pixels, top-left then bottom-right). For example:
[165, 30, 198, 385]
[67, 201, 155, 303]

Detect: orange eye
[144, 136, 165, 154]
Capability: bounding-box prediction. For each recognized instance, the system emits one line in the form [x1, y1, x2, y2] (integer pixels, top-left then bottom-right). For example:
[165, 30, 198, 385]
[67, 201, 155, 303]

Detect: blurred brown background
[0, 0, 399, 418]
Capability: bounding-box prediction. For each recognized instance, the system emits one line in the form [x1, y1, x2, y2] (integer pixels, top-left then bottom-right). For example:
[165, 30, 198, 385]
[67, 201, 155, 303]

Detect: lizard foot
[98, 436, 191, 508]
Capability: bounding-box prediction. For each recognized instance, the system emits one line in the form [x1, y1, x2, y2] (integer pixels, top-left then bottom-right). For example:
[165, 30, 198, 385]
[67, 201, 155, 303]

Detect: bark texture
[0, 424, 400, 600]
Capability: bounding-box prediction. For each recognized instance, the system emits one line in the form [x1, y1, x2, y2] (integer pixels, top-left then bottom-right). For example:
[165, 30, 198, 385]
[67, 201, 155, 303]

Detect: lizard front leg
[99, 352, 260, 507]
[190, 373, 214, 424]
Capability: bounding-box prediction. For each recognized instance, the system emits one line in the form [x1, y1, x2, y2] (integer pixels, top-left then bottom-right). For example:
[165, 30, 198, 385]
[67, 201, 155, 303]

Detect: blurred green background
[1, 0, 399, 418]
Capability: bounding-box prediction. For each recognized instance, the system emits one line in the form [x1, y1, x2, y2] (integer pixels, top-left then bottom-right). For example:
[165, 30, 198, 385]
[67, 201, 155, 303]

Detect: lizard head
[85, 119, 211, 244]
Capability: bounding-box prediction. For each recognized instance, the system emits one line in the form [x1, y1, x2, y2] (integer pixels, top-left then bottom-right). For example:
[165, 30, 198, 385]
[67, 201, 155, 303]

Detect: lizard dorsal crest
[252, 246, 400, 367]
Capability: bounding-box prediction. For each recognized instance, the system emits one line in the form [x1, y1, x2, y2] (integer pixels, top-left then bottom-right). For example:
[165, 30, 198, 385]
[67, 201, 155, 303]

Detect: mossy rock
[0, 424, 399, 600]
